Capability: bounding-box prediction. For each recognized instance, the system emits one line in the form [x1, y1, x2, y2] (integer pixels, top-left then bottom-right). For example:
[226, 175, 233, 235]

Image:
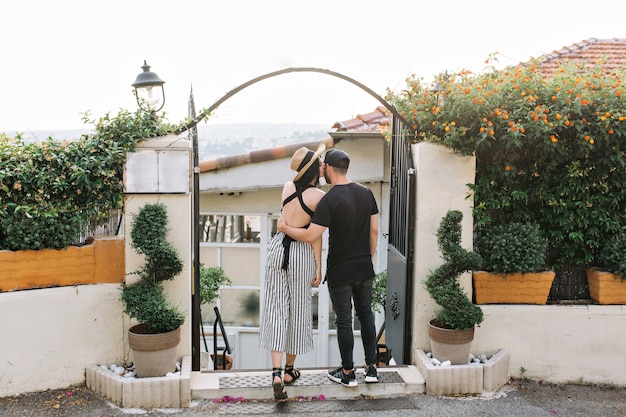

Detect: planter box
[0, 236, 125, 292]
[86, 355, 191, 408]
[586, 268, 626, 304]
[472, 271, 556, 304]
[415, 349, 510, 395]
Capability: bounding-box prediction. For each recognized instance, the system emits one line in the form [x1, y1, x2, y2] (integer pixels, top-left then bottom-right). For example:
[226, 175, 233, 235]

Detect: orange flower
[505, 165, 511, 171]
[551, 135, 558, 143]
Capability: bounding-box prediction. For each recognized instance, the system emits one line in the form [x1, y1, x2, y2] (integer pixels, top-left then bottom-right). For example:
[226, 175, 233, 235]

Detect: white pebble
[114, 366, 125, 375]
[479, 354, 487, 362]
[109, 364, 118, 371]
[440, 360, 452, 367]
[431, 358, 441, 366]
[100, 365, 108, 370]
[123, 371, 136, 378]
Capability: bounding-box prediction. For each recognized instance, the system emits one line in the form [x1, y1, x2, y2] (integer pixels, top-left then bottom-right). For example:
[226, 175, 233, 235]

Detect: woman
[259, 143, 326, 400]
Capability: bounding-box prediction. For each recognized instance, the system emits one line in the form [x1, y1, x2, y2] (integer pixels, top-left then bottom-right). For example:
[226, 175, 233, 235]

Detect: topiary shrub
[475, 222, 548, 273]
[121, 203, 184, 333]
[425, 210, 483, 330]
[597, 232, 626, 279]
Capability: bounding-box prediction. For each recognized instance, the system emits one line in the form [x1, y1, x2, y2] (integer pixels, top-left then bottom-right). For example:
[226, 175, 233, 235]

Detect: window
[199, 214, 261, 243]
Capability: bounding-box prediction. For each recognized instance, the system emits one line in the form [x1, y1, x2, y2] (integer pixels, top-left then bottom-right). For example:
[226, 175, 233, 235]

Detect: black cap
[324, 149, 350, 169]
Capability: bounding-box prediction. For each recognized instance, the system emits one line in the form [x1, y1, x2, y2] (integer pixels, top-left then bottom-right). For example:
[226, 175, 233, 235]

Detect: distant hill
[2, 123, 332, 160]
[194, 123, 331, 160]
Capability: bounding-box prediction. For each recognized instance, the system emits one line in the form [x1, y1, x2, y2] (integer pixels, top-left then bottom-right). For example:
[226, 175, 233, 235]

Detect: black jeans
[328, 278, 377, 371]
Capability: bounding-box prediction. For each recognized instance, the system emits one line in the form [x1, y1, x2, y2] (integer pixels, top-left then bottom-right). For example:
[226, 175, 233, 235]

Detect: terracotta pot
[472, 270, 556, 304]
[128, 324, 181, 377]
[586, 268, 626, 304]
[210, 353, 233, 370]
[427, 320, 474, 365]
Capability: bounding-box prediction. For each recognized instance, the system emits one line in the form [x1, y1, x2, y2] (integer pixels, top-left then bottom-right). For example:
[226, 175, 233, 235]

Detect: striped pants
[259, 232, 314, 355]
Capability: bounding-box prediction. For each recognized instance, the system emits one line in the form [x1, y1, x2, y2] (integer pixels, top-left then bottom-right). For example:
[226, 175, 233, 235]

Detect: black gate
[385, 116, 416, 365]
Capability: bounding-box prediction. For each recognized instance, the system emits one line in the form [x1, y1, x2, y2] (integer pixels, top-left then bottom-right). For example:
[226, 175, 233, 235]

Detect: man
[277, 148, 379, 387]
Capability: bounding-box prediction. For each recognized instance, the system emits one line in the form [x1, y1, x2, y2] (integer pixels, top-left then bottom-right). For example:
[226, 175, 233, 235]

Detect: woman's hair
[294, 158, 320, 189]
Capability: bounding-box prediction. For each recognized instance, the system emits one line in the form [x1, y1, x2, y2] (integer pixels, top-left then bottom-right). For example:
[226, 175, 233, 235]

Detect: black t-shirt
[312, 182, 379, 285]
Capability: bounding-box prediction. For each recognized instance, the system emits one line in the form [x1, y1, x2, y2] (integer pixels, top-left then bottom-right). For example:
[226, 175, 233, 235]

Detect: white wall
[473, 304, 626, 385]
[0, 285, 125, 397]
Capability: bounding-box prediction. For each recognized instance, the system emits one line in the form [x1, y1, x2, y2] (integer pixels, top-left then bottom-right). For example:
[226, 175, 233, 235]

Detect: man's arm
[277, 215, 326, 244]
[370, 214, 379, 256]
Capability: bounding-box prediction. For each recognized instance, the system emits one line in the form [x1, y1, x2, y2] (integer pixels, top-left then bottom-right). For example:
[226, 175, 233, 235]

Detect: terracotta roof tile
[199, 138, 335, 173]
[332, 106, 390, 132]
[536, 38, 626, 76]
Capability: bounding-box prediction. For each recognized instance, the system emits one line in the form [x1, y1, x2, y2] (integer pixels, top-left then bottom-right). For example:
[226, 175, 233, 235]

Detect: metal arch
[174, 67, 414, 135]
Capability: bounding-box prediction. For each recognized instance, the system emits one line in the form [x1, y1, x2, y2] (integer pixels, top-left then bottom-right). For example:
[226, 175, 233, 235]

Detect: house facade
[195, 116, 391, 369]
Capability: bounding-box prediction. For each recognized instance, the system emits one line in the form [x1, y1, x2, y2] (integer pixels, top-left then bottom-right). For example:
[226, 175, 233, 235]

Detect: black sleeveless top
[280, 185, 314, 270]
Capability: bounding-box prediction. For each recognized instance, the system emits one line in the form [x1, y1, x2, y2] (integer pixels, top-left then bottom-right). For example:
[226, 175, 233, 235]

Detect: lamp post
[132, 61, 202, 371]
[132, 60, 166, 112]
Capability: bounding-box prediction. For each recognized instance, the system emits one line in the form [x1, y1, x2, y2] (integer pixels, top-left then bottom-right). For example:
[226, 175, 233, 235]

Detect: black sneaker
[364, 364, 378, 383]
[327, 366, 357, 387]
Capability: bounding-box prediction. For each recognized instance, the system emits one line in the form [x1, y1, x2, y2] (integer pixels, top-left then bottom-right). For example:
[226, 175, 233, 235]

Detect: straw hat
[291, 143, 326, 181]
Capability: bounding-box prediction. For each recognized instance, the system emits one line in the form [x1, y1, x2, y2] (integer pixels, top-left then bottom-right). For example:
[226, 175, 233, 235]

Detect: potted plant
[199, 265, 232, 306]
[586, 232, 626, 304]
[199, 265, 233, 369]
[372, 270, 390, 366]
[473, 222, 555, 304]
[425, 210, 483, 364]
[121, 203, 185, 377]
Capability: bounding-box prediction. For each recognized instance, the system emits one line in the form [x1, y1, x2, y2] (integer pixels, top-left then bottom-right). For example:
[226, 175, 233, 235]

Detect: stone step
[190, 365, 425, 402]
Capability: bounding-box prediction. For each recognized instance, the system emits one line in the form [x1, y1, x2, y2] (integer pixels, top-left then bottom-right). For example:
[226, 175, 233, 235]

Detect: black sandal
[272, 367, 288, 400]
[284, 365, 301, 385]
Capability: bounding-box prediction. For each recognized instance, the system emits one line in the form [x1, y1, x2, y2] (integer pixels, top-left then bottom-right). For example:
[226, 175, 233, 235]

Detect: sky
[1, 0, 625, 133]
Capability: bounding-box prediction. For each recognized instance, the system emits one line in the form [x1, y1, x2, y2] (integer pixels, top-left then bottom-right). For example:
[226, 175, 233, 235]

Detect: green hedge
[0, 109, 171, 250]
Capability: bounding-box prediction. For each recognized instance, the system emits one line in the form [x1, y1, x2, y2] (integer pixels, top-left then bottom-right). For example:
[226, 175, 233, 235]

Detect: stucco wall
[0, 284, 125, 397]
[473, 304, 626, 385]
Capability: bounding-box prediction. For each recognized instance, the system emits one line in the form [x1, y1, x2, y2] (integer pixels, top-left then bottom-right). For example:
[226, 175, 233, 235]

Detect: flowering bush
[387, 57, 626, 271]
[0, 109, 171, 250]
